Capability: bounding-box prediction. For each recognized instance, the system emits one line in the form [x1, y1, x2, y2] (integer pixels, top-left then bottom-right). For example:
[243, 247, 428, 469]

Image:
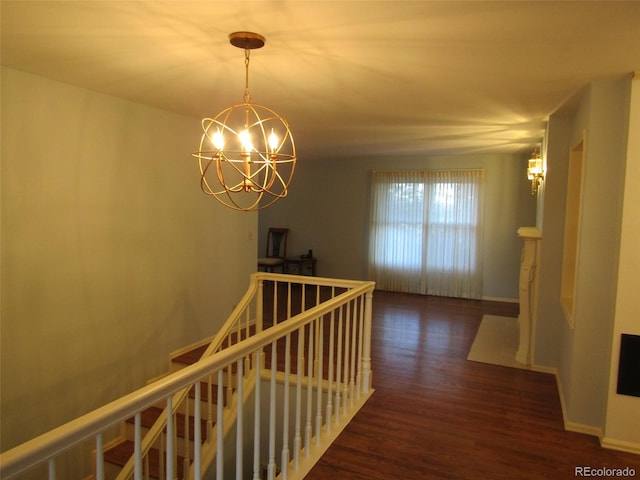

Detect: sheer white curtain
[368, 169, 485, 299]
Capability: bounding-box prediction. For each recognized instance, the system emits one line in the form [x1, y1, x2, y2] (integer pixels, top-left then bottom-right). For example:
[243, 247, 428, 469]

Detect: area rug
[467, 315, 531, 370]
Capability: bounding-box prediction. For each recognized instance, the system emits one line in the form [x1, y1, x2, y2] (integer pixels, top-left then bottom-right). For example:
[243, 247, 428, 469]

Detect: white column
[516, 227, 542, 365]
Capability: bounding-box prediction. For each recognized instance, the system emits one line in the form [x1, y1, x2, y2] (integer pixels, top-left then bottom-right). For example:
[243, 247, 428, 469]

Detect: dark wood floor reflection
[305, 291, 640, 480]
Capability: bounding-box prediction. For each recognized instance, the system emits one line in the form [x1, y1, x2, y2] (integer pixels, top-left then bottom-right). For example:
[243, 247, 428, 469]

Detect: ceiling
[2, 1, 639, 160]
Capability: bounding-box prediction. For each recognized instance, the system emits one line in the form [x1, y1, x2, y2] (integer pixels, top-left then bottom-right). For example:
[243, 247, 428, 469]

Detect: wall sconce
[527, 151, 545, 195]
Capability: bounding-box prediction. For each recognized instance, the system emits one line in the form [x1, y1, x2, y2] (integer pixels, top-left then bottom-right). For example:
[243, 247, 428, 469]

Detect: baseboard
[531, 364, 571, 430]
[540, 364, 604, 439]
[529, 364, 556, 375]
[481, 296, 519, 303]
[536, 363, 640, 454]
[601, 437, 640, 455]
[565, 421, 603, 440]
[169, 334, 215, 358]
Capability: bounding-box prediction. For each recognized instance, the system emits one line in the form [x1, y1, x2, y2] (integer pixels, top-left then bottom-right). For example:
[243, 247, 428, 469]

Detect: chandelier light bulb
[212, 128, 225, 151]
[239, 129, 253, 152]
[268, 129, 279, 152]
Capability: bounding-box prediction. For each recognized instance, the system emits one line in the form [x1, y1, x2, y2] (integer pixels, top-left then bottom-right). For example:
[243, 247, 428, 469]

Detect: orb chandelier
[192, 32, 296, 211]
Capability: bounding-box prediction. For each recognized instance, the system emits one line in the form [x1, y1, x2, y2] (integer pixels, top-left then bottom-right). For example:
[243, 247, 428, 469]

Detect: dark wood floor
[305, 291, 640, 480]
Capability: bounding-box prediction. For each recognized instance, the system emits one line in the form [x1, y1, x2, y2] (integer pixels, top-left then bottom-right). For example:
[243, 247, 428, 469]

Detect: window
[368, 169, 485, 299]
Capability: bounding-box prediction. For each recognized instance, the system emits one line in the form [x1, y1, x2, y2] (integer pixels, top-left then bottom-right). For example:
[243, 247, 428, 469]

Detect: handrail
[115, 271, 263, 479]
[0, 273, 375, 480]
[116, 272, 372, 479]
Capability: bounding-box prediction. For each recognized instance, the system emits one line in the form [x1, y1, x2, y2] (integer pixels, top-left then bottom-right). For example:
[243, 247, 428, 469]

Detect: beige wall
[536, 74, 638, 449]
[259, 153, 536, 301]
[604, 74, 640, 450]
[0, 68, 257, 453]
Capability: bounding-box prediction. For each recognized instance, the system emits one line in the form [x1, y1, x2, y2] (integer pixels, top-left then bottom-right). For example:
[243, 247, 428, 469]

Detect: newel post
[361, 289, 374, 393]
[516, 227, 541, 365]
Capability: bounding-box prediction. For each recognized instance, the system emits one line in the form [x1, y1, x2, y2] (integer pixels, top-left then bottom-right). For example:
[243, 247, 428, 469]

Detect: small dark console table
[284, 256, 317, 276]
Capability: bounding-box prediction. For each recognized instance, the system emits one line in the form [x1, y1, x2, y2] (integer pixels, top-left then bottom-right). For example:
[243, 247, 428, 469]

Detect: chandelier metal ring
[192, 32, 296, 211]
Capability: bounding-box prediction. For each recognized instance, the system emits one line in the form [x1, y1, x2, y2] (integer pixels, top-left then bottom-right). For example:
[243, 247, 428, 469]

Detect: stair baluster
[165, 397, 173, 480]
[134, 413, 142, 480]
[193, 382, 201, 479]
[335, 304, 344, 424]
[96, 433, 104, 480]
[216, 370, 224, 479]
[326, 300, 336, 434]
[235, 359, 244, 480]
[267, 340, 278, 480]
[252, 351, 262, 480]
[305, 322, 314, 458]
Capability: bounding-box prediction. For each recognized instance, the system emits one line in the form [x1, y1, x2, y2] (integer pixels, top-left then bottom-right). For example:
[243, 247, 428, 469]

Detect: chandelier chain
[243, 49, 251, 103]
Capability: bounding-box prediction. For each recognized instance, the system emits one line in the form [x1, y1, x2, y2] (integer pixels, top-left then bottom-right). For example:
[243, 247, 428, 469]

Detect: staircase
[101, 339, 232, 479]
[0, 273, 375, 480]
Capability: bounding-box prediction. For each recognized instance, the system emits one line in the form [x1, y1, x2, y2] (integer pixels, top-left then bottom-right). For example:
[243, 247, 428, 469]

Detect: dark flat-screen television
[617, 333, 640, 397]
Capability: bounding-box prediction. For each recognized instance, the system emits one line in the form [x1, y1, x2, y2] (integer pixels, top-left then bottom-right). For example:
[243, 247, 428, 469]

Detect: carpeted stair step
[171, 344, 208, 367]
[124, 406, 208, 443]
[103, 440, 185, 479]
[188, 381, 228, 407]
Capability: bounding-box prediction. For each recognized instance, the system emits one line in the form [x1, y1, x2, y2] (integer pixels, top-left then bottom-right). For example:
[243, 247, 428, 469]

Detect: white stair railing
[0, 273, 374, 480]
